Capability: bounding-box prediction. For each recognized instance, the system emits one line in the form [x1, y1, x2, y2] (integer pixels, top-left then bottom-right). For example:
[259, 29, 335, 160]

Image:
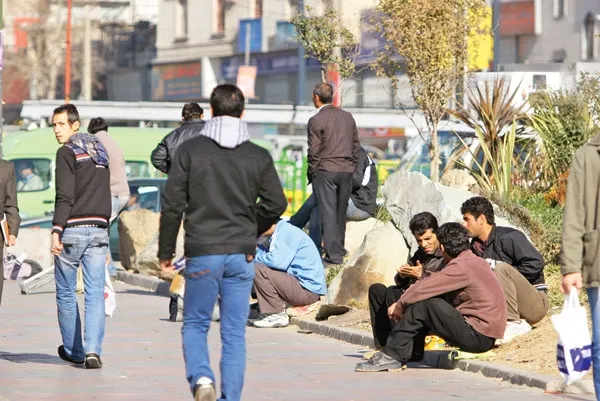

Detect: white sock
[196, 376, 213, 386]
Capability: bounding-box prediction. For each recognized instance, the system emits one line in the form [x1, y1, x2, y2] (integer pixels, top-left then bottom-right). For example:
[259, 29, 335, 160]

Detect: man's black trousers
[312, 171, 352, 264]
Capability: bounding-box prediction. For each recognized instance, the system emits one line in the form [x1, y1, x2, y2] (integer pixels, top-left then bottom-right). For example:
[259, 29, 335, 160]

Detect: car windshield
[11, 158, 52, 193]
[125, 184, 161, 212]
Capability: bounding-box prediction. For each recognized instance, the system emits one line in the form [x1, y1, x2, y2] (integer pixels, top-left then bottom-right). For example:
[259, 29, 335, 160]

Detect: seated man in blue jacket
[252, 219, 327, 328]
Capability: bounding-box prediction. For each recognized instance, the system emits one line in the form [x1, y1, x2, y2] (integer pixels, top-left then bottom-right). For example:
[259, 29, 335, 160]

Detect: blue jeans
[182, 254, 255, 401]
[587, 287, 600, 399]
[289, 194, 372, 251]
[54, 227, 109, 360]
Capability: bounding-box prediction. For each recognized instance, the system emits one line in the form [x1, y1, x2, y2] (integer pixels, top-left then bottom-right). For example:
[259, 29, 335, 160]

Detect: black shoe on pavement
[355, 351, 406, 372]
[57, 345, 84, 365]
[85, 353, 103, 369]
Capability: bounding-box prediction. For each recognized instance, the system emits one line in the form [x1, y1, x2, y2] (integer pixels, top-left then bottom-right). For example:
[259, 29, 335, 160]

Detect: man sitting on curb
[461, 196, 548, 343]
[251, 218, 327, 328]
[368, 212, 445, 350]
[355, 223, 506, 372]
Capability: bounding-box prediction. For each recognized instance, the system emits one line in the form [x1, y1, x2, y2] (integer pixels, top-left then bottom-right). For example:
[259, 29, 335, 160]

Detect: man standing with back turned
[159, 84, 287, 401]
[307, 83, 360, 265]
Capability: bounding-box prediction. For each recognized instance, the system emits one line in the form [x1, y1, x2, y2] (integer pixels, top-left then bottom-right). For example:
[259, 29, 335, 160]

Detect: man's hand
[561, 272, 583, 294]
[398, 261, 423, 279]
[7, 235, 16, 247]
[387, 301, 405, 321]
[160, 259, 174, 272]
[51, 233, 63, 256]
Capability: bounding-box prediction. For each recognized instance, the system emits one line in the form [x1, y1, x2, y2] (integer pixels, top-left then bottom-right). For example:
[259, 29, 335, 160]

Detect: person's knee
[494, 262, 513, 277]
[369, 283, 387, 299]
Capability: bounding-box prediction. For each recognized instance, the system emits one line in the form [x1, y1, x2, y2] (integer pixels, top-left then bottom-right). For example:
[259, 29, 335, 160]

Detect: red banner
[326, 64, 341, 107]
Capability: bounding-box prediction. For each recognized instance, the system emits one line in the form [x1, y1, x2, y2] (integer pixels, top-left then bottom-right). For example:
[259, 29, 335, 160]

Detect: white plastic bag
[104, 267, 117, 318]
[551, 289, 592, 385]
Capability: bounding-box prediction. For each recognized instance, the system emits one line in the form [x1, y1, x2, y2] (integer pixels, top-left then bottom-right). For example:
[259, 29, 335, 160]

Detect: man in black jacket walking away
[159, 84, 287, 401]
[151, 102, 206, 174]
[307, 83, 360, 265]
[461, 196, 548, 344]
[50, 104, 111, 370]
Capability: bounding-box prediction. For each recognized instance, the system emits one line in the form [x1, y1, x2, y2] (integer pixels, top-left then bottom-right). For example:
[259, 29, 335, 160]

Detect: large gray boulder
[323, 221, 409, 308]
[344, 218, 380, 258]
[135, 226, 185, 281]
[118, 209, 160, 269]
[382, 170, 519, 252]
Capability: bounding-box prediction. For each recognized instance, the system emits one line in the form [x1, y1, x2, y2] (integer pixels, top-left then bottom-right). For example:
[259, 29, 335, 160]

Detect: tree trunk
[321, 66, 327, 83]
[429, 122, 440, 182]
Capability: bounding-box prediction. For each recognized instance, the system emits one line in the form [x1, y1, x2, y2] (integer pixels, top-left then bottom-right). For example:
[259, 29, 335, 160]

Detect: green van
[3, 127, 274, 219]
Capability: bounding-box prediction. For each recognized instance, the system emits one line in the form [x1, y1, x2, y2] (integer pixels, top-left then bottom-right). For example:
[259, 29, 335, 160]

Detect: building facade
[151, 0, 397, 106]
[498, 0, 600, 65]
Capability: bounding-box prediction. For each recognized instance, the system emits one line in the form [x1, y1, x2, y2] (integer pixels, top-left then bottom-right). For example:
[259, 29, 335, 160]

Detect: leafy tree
[374, 0, 488, 181]
[291, 6, 358, 83]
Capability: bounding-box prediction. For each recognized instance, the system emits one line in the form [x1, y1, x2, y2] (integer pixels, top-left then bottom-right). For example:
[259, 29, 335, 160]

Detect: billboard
[151, 61, 202, 101]
[499, 0, 539, 37]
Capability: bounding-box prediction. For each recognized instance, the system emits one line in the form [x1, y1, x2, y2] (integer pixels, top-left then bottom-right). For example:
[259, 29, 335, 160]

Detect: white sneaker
[253, 312, 290, 328]
[496, 320, 532, 345]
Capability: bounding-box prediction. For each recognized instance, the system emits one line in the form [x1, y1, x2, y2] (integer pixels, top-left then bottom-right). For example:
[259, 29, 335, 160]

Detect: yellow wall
[468, 6, 493, 71]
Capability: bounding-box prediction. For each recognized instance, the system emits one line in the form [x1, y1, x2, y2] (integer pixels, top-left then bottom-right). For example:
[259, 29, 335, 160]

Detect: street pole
[492, 0, 501, 71]
[65, 0, 73, 102]
[83, 5, 92, 100]
[297, 0, 306, 105]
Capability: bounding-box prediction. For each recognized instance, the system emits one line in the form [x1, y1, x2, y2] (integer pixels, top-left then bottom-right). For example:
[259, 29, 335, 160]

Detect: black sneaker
[57, 345, 84, 365]
[85, 353, 102, 369]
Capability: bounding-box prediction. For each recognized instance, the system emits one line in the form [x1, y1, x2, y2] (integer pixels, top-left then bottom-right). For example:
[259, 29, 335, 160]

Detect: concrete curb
[115, 273, 594, 395]
[116, 271, 172, 297]
[291, 317, 594, 395]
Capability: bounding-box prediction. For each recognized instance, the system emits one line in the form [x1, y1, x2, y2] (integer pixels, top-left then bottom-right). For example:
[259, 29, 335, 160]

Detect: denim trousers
[288, 194, 371, 252]
[587, 287, 600, 400]
[182, 254, 255, 401]
[54, 227, 109, 360]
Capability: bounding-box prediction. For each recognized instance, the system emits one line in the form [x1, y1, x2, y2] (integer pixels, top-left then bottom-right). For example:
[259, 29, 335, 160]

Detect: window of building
[553, 0, 566, 19]
[12, 158, 52, 193]
[585, 13, 596, 61]
[214, 0, 225, 34]
[174, 0, 188, 39]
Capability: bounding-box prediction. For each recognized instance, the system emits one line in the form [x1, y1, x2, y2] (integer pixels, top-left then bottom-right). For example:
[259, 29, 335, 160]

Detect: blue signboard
[221, 50, 321, 81]
[238, 19, 262, 54]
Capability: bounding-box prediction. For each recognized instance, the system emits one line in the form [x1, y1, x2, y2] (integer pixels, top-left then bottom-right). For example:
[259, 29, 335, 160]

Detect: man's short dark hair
[436, 223, 470, 258]
[313, 83, 333, 104]
[460, 196, 495, 225]
[53, 103, 80, 125]
[87, 117, 109, 134]
[210, 84, 245, 118]
[181, 102, 204, 121]
[409, 212, 439, 236]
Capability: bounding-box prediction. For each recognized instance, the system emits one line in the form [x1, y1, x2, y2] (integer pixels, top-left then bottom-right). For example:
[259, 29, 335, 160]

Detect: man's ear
[72, 120, 81, 132]
[209, 107, 214, 118]
[440, 244, 446, 254]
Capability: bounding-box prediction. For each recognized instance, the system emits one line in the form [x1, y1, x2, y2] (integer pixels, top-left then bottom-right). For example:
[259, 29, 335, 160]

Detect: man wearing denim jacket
[50, 104, 111, 370]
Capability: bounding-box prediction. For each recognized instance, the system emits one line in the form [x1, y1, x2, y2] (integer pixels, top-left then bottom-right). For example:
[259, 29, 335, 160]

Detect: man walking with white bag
[561, 132, 600, 396]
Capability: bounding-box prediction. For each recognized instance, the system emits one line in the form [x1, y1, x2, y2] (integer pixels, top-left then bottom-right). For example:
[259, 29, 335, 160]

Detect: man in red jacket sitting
[355, 222, 507, 372]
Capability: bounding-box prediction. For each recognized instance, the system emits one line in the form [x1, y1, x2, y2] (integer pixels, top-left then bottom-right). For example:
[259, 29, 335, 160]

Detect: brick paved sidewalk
[0, 280, 593, 401]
